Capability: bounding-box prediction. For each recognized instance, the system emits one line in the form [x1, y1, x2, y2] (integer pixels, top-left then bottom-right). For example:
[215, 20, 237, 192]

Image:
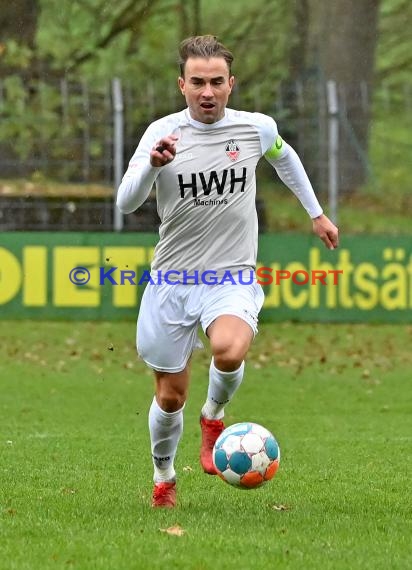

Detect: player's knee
[156, 392, 186, 412]
[156, 379, 187, 412]
[213, 342, 246, 371]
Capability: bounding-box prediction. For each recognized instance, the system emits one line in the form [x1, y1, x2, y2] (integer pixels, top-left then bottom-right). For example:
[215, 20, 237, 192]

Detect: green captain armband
[265, 135, 284, 160]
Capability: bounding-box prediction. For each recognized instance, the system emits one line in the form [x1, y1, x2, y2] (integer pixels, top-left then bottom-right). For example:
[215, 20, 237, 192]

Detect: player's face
[178, 57, 234, 124]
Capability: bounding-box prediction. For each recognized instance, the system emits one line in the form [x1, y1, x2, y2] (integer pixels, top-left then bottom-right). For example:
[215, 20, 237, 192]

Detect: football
[213, 422, 280, 489]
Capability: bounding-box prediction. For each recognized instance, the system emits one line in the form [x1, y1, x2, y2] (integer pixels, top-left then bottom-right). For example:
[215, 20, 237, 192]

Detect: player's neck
[185, 108, 228, 129]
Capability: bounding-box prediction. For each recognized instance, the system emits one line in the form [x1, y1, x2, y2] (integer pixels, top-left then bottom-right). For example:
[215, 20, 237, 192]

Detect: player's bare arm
[150, 134, 179, 167]
[312, 214, 339, 250]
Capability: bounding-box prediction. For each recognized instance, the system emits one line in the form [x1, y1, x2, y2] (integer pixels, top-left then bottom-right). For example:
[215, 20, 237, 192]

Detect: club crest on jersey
[225, 139, 240, 162]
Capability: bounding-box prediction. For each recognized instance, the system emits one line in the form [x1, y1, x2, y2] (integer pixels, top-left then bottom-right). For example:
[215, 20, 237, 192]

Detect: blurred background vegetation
[0, 0, 411, 233]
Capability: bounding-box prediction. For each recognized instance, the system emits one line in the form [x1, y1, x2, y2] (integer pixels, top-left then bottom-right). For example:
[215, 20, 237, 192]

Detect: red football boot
[151, 482, 176, 508]
[200, 416, 225, 475]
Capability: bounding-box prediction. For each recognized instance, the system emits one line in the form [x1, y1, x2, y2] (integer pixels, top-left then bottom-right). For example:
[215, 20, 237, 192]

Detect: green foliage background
[0, 0, 411, 202]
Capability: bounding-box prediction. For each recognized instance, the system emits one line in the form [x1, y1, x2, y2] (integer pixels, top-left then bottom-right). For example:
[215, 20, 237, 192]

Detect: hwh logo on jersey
[178, 168, 247, 198]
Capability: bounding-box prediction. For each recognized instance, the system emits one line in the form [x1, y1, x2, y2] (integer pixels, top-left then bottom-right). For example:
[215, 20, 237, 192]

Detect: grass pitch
[1, 320, 411, 570]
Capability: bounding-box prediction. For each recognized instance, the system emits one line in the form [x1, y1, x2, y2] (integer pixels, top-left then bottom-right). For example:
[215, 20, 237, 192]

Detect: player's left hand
[312, 214, 339, 250]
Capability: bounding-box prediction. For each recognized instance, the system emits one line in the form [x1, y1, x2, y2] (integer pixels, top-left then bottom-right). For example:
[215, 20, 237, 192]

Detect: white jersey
[117, 108, 323, 277]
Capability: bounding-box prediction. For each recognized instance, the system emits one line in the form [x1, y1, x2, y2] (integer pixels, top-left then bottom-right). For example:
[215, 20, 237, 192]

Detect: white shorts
[136, 282, 264, 373]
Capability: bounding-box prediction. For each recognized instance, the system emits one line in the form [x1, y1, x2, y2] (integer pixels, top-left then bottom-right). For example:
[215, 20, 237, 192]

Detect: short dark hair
[178, 35, 234, 76]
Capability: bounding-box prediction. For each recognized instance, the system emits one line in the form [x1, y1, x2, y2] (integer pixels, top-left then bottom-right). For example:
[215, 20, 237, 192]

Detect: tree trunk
[0, 0, 38, 45]
[289, 0, 310, 81]
[0, 0, 39, 176]
[0, 0, 38, 76]
[311, 0, 380, 193]
[177, 0, 202, 39]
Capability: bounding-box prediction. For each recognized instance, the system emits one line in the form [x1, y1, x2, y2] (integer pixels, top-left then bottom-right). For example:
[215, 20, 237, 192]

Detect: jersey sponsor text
[178, 167, 247, 198]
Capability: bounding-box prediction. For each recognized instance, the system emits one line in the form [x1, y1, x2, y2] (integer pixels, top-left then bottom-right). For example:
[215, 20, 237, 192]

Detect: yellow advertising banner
[0, 232, 411, 322]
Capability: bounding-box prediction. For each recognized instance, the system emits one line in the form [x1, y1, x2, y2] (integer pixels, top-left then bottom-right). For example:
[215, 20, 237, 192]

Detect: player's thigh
[201, 282, 265, 359]
[201, 282, 264, 334]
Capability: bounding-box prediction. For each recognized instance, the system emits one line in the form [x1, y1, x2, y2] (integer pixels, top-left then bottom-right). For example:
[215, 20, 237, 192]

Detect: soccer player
[117, 35, 339, 508]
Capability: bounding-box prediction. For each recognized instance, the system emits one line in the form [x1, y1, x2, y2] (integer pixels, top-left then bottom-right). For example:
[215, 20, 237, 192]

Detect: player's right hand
[150, 135, 179, 167]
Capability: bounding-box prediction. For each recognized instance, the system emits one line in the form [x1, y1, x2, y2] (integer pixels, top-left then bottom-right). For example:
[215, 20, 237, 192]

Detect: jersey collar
[184, 108, 229, 130]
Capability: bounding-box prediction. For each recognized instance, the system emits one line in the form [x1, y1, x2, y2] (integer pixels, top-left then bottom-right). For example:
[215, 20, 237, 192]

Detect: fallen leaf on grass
[183, 465, 193, 472]
[61, 488, 77, 495]
[56, 360, 67, 372]
[271, 504, 290, 511]
[159, 525, 185, 536]
[258, 353, 269, 363]
[90, 350, 103, 361]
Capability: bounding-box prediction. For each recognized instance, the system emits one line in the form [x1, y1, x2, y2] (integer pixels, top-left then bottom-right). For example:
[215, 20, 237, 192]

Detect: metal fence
[0, 194, 160, 232]
[1, 76, 411, 231]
